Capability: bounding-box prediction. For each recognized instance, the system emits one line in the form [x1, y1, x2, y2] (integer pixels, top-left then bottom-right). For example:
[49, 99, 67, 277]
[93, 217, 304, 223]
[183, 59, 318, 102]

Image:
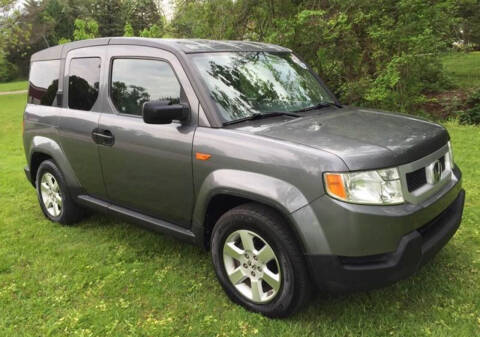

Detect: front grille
[406, 168, 427, 192]
[439, 155, 446, 169]
[405, 155, 447, 192]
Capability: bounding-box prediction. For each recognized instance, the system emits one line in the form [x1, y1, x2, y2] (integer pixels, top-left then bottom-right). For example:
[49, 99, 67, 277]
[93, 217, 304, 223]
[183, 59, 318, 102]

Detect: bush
[458, 89, 480, 125]
[170, 1, 457, 115]
[0, 54, 18, 82]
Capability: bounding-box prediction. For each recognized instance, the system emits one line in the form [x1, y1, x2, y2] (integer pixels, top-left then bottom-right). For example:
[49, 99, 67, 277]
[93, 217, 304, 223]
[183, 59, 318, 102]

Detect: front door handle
[92, 128, 115, 146]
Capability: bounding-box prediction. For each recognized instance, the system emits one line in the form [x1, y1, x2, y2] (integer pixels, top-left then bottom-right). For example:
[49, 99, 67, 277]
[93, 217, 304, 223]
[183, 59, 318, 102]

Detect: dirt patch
[422, 89, 471, 120]
[0, 90, 27, 96]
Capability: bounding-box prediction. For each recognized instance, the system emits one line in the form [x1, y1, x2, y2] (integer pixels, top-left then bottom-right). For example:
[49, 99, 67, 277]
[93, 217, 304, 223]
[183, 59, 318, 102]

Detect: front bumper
[306, 188, 465, 291]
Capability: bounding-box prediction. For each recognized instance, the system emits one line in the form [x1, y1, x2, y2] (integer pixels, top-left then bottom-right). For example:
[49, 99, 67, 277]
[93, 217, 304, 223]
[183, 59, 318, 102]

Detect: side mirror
[142, 101, 189, 124]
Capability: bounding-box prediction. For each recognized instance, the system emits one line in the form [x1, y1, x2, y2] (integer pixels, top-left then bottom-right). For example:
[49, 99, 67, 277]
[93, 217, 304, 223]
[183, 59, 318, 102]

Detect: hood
[227, 107, 449, 170]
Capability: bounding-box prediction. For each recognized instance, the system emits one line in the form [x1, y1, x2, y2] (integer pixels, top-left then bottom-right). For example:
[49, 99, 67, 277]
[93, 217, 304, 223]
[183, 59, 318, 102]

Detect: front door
[97, 46, 198, 228]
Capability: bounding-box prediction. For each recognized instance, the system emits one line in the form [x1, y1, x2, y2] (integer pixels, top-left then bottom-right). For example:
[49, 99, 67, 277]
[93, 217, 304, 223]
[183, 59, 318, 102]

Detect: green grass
[0, 93, 479, 336]
[442, 52, 480, 89]
[0, 80, 28, 92]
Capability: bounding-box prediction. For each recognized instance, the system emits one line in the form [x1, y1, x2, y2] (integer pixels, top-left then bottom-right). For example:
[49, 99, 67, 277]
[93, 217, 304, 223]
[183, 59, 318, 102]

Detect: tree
[125, 0, 163, 35]
[123, 22, 134, 37]
[0, 50, 17, 81]
[43, 0, 88, 45]
[0, 9, 33, 77]
[457, 0, 480, 49]
[139, 24, 163, 37]
[92, 0, 125, 37]
[168, 0, 458, 113]
[22, 0, 54, 48]
[73, 18, 99, 41]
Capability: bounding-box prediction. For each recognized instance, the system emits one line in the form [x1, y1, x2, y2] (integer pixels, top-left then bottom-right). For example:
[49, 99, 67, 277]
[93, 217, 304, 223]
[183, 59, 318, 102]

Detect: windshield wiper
[295, 101, 342, 113]
[223, 111, 301, 126]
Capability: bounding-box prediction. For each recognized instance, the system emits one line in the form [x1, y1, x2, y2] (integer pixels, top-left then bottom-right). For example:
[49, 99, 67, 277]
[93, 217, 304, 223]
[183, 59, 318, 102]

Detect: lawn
[442, 52, 480, 89]
[0, 92, 479, 337]
[0, 80, 28, 92]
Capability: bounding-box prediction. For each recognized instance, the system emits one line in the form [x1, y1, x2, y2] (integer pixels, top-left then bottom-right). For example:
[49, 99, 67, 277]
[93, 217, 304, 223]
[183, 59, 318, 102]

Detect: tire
[211, 203, 311, 318]
[35, 160, 84, 225]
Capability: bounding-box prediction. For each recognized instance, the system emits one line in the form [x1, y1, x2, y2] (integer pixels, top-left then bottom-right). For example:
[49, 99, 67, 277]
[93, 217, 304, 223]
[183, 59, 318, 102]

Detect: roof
[31, 37, 291, 61]
[147, 38, 290, 53]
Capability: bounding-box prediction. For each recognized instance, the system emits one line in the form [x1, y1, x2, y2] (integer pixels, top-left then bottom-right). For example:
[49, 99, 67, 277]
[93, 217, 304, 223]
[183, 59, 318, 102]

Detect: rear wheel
[211, 203, 311, 317]
[36, 160, 84, 225]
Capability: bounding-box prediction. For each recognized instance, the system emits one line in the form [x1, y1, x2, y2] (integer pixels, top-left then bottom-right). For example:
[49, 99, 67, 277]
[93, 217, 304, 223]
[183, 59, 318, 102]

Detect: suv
[23, 38, 465, 318]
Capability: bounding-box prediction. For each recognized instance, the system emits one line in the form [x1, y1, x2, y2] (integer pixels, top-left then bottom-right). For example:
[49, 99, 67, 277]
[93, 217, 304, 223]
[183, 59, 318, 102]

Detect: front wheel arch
[199, 193, 307, 255]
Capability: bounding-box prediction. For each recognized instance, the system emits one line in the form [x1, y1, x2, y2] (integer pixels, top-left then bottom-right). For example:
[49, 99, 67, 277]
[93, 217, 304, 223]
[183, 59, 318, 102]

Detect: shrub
[458, 89, 480, 125]
[0, 53, 18, 82]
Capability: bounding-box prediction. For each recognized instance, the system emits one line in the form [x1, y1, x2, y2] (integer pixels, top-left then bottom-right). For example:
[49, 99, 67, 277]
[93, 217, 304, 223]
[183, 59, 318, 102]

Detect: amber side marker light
[324, 173, 347, 200]
[196, 152, 212, 161]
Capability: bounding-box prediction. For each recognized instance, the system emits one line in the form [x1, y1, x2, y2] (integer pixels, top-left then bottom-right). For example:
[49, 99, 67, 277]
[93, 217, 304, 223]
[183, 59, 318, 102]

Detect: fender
[28, 135, 82, 190]
[191, 169, 331, 253]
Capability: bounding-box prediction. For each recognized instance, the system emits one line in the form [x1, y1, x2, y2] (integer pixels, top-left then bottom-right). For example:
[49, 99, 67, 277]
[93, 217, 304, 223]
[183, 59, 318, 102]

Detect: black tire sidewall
[211, 208, 300, 316]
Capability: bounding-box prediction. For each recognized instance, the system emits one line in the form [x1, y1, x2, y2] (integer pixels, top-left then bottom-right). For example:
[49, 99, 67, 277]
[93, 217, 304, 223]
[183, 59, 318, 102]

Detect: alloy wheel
[223, 229, 281, 303]
[40, 172, 63, 217]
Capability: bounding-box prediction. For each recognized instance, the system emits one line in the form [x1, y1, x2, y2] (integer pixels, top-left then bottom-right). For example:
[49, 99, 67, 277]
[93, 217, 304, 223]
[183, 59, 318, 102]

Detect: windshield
[190, 52, 335, 123]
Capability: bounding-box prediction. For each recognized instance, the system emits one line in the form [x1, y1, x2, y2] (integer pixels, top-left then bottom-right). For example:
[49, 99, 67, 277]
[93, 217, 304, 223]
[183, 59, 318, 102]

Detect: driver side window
[110, 58, 182, 116]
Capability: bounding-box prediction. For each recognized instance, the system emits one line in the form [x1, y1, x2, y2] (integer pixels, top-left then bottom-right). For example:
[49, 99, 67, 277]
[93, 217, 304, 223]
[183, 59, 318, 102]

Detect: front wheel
[211, 203, 311, 317]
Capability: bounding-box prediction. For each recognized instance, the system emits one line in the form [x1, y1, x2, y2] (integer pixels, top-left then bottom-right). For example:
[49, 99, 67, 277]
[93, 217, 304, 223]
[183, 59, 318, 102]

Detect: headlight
[445, 141, 454, 171]
[324, 168, 404, 205]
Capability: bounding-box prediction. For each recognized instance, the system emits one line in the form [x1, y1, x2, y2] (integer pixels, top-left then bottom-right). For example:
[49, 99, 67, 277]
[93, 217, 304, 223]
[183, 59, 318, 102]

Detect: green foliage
[0, 11, 32, 77]
[169, 0, 459, 114]
[0, 52, 17, 82]
[92, 0, 125, 37]
[0, 0, 15, 11]
[125, 0, 163, 35]
[459, 89, 480, 124]
[73, 18, 99, 41]
[58, 37, 72, 44]
[168, 0, 240, 39]
[139, 24, 163, 38]
[123, 22, 134, 37]
[0, 0, 478, 116]
[457, 0, 480, 48]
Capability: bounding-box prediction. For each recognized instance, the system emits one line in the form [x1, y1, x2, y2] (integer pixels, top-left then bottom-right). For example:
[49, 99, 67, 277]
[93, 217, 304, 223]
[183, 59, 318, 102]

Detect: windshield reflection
[191, 52, 334, 123]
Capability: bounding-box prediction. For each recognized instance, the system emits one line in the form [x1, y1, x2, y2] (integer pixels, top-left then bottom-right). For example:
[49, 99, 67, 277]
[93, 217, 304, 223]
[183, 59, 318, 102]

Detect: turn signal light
[324, 173, 347, 199]
[196, 152, 211, 161]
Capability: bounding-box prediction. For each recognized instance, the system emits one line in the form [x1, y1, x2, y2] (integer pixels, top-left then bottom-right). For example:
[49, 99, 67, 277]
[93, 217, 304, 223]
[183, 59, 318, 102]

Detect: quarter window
[68, 57, 101, 111]
[110, 59, 182, 116]
[28, 60, 60, 106]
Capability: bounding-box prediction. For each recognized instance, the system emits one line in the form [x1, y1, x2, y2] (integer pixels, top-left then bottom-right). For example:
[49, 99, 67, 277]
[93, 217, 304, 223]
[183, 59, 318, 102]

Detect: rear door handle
[92, 128, 115, 146]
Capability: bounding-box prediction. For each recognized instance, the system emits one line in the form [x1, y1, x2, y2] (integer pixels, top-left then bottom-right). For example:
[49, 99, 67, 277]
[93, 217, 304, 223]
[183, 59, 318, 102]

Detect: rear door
[97, 45, 199, 228]
[57, 47, 107, 198]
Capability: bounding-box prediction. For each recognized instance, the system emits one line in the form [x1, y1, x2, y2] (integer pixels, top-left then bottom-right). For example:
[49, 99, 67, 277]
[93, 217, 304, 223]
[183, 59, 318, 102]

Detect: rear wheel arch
[30, 152, 54, 185]
[28, 136, 82, 191]
[35, 159, 85, 225]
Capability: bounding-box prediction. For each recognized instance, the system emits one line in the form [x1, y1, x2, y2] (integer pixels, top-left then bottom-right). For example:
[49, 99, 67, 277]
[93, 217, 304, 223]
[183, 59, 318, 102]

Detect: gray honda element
[23, 38, 465, 317]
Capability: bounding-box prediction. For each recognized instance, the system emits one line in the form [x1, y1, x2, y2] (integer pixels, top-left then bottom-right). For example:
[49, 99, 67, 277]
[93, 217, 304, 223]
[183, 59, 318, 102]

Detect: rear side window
[110, 59, 181, 116]
[68, 57, 101, 111]
[28, 60, 60, 106]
